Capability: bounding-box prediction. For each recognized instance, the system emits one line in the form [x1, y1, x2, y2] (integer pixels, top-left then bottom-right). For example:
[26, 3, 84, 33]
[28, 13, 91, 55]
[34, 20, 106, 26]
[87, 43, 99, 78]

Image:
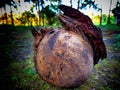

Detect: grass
[80, 59, 120, 90]
[107, 34, 120, 52]
[3, 58, 59, 90]
[2, 58, 120, 90]
[0, 24, 120, 90]
[113, 34, 120, 51]
[97, 24, 120, 31]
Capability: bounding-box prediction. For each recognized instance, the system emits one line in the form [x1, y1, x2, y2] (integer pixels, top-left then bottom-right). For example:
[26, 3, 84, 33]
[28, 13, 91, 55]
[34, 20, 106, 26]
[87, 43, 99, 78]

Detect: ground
[0, 25, 120, 90]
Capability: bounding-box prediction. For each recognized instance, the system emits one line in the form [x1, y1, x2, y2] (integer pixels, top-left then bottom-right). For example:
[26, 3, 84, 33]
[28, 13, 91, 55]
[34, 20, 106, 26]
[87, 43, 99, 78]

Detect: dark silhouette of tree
[43, 5, 56, 25]
[0, 13, 7, 25]
[58, 0, 62, 5]
[57, 0, 62, 13]
[80, 0, 98, 9]
[0, 0, 8, 24]
[70, 0, 73, 7]
[24, 0, 59, 26]
[99, 7, 102, 25]
[17, 11, 35, 26]
[112, 0, 120, 25]
[25, 0, 45, 25]
[80, 0, 102, 25]
[107, 0, 112, 24]
[77, 0, 81, 10]
[0, 0, 18, 25]
[47, 0, 62, 13]
[40, 0, 45, 26]
[9, 1, 17, 26]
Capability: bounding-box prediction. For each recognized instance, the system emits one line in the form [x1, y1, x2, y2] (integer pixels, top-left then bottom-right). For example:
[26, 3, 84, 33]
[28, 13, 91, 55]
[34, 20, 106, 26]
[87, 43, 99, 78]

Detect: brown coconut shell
[32, 28, 93, 88]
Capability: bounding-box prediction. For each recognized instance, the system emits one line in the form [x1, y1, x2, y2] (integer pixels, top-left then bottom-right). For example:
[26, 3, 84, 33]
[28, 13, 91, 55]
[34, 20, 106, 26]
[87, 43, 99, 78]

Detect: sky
[0, 0, 119, 16]
[61, 0, 119, 15]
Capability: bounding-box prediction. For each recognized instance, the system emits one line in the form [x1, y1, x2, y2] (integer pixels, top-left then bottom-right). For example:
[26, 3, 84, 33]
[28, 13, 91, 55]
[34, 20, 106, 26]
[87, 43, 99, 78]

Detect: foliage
[97, 24, 120, 31]
[0, 0, 120, 26]
[80, 0, 101, 11]
[80, 59, 120, 90]
[43, 5, 56, 25]
[112, 6, 120, 25]
[17, 11, 35, 26]
[114, 34, 120, 51]
[0, 0, 17, 8]
[0, 0, 19, 25]
[2, 58, 58, 90]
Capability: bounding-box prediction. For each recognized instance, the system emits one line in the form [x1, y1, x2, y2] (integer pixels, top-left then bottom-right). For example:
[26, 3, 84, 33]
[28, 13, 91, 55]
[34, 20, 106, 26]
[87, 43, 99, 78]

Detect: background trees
[0, 0, 119, 26]
[0, 0, 19, 26]
[112, 0, 120, 25]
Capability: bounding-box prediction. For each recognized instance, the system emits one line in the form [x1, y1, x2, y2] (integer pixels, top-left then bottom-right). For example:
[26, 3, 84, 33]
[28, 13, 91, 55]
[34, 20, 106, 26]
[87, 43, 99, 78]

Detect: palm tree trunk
[58, 0, 62, 13]
[4, 4, 8, 24]
[77, 0, 80, 10]
[107, 0, 112, 24]
[99, 5, 102, 25]
[58, 0, 62, 6]
[1, 8, 4, 24]
[70, 0, 72, 7]
[10, 4, 14, 26]
[37, 0, 41, 26]
[100, 9, 102, 25]
[41, 2, 44, 26]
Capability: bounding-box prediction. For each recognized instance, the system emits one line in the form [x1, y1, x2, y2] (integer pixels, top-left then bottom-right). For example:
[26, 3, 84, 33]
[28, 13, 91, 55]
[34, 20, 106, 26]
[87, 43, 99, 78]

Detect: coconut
[32, 27, 93, 88]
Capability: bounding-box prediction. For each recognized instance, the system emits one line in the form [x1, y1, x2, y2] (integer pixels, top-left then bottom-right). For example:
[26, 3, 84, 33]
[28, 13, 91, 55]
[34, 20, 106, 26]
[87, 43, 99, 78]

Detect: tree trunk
[100, 11, 102, 25]
[107, 0, 112, 24]
[70, 0, 72, 7]
[4, 5, 8, 24]
[35, 2, 39, 25]
[58, 0, 62, 6]
[100, 7, 102, 25]
[41, 2, 44, 26]
[1, 8, 3, 24]
[10, 5, 14, 26]
[37, 0, 41, 26]
[58, 0, 62, 13]
[77, 0, 80, 10]
[1, 8, 5, 24]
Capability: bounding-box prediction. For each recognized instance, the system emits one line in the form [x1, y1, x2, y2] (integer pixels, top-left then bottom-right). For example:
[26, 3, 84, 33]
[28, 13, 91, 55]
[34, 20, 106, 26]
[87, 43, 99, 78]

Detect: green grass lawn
[0, 24, 120, 90]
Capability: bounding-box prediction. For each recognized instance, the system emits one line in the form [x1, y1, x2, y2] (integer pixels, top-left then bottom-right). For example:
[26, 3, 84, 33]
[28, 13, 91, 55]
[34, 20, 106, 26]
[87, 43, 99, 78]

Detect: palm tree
[30, 0, 45, 26]
[9, 2, 17, 26]
[58, 0, 62, 13]
[107, 0, 112, 24]
[112, 0, 120, 25]
[99, 8, 102, 25]
[70, 0, 73, 7]
[0, 0, 8, 24]
[0, 0, 18, 25]
[77, 0, 81, 10]
[58, 0, 62, 5]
